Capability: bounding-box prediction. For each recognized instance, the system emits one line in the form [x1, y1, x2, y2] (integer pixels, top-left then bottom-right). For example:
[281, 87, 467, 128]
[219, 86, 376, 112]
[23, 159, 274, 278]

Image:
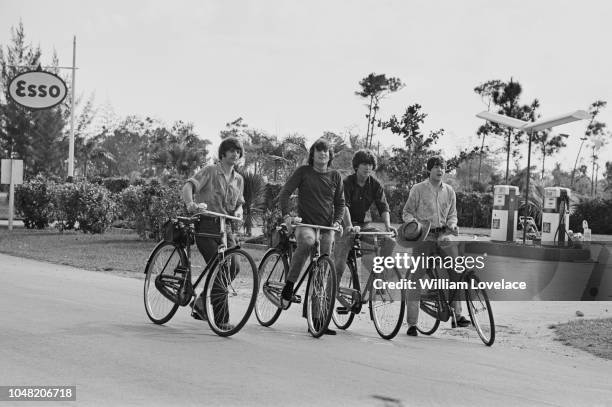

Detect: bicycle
[415, 243, 495, 346]
[332, 229, 405, 339]
[143, 209, 259, 337]
[255, 219, 339, 338]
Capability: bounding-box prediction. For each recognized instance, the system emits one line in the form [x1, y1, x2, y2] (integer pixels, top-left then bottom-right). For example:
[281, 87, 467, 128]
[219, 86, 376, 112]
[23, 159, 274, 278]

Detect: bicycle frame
[336, 231, 395, 310]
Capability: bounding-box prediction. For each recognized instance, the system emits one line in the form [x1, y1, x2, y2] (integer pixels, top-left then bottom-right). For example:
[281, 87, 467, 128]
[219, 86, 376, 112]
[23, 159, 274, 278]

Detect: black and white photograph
[1, 1, 611, 406]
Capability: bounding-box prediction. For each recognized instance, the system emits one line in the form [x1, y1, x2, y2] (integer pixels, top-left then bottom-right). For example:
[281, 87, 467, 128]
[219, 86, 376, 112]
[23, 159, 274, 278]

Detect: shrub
[119, 180, 186, 239]
[14, 175, 56, 229]
[73, 182, 117, 234]
[570, 197, 612, 235]
[102, 177, 130, 193]
[53, 182, 80, 231]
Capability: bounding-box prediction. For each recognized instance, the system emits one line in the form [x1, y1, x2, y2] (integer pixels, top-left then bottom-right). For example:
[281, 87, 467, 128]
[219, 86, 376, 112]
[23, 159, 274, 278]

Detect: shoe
[456, 315, 471, 328]
[190, 297, 208, 321]
[407, 326, 418, 336]
[280, 281, 294, 310]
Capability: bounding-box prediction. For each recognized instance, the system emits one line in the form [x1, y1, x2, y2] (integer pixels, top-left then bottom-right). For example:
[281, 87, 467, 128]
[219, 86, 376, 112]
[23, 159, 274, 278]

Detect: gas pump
[541, 187, 570, 246]
[490, 185, 519, 242]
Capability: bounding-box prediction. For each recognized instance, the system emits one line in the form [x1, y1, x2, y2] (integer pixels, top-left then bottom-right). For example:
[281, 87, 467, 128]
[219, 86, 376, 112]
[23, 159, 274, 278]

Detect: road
[1, 253, 611, 407]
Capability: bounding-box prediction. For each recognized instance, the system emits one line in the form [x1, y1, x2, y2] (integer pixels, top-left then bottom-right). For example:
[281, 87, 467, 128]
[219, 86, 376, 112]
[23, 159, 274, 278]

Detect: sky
[1, 0, 611, 176]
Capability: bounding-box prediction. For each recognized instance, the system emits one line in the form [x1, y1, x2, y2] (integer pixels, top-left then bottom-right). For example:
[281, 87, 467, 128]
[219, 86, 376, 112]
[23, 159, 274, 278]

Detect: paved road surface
[1, 253, 611, 407]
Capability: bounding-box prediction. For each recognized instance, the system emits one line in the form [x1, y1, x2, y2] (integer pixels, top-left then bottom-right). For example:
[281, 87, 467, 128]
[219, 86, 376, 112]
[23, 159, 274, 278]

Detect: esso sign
[8, 70, 68, 110]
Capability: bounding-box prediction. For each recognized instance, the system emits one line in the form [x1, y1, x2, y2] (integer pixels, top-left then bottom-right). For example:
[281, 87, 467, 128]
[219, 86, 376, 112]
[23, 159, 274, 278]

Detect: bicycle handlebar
[189, 210, 243, 222]
[357, 231, 395, 236]
[294, 223, 341, 232]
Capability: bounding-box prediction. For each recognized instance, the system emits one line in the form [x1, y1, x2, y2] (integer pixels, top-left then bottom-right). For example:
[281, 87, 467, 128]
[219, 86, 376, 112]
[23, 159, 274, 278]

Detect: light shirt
[187, 163, 245, 215]
[402, 180, 457, 228]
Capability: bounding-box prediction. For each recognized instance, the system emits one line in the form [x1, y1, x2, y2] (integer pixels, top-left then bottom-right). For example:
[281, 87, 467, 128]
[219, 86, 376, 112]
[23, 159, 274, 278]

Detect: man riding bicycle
[402, 155, 470, 336]
[278, 139, 345, 335]
[333, 149, 397, 294]
[181, 137, 245, 330]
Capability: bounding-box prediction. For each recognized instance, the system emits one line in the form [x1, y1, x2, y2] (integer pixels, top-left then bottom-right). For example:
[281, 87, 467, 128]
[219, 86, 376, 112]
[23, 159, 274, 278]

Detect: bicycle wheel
[416, 269, 440, 335]
[332, 260, 359, 330]
[143, 241, 186, 324]
[306, 255, 337, 338]
[370, 266, 405, 339]
[465, 274, 495, 346]
[203, 248, 259, 337]
[255, 249, 287, 327]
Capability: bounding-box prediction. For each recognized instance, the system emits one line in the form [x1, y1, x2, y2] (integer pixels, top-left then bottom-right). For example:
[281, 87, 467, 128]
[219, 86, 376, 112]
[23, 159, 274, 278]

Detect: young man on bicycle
[403, 155, 470, 336]
[182, 137, 245, 330]
[333, 149, 397, 293]
[278, 139, 345, 335]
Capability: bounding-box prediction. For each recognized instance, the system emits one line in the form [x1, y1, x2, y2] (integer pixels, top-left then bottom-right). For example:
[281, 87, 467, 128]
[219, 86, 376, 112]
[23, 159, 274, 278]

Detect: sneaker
[407, 326, 418, 336]
[190, 297, 208, 321]
[280, 281, 294, 310]
[456, 315, 471, 328]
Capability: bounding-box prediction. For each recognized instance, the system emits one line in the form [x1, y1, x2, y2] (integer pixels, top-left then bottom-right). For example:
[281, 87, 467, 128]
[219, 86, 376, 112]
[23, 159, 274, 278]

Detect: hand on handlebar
[187, 202, 207, 213]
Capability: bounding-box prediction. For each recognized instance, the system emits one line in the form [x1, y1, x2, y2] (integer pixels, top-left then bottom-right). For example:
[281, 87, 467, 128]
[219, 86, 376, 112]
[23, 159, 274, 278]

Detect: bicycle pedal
[292, 294, 302, 304]
[336, 307, 349, 315]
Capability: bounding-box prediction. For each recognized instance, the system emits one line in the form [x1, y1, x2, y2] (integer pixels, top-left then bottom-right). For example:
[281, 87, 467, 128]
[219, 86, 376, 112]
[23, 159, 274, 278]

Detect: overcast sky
[1, 0, 611, 174]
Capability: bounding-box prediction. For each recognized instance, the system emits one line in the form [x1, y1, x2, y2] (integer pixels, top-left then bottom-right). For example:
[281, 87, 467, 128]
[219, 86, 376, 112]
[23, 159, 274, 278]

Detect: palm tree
[238, 170, 266, 236]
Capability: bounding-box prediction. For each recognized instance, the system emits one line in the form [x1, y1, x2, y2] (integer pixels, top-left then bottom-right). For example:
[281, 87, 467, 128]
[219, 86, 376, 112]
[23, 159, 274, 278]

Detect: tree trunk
[505, 129, 511, 184]
[541, 149, 545, 181]
[477, 135, 485, 184]
[571, 138, 586, 187]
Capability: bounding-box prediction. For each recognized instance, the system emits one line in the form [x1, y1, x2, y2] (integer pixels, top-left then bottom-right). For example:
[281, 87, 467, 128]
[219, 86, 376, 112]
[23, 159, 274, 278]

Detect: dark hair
[352, 149, 377, 171]
[308, 139, 334, 166]
[218, 137, 244, 160]
[426, 155, 446, 172]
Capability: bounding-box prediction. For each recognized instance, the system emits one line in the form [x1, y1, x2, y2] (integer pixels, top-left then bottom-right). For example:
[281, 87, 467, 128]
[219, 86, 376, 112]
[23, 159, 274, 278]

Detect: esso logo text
[8, 70, 68, 110]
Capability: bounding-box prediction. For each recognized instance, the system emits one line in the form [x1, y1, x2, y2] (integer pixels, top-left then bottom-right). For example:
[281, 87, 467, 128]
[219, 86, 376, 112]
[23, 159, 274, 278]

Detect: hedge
[569, 197, 612, 235]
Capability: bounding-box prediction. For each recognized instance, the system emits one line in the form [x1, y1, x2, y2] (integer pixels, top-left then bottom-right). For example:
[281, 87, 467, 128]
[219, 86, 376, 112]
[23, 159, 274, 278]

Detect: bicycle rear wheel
[143, 241, 186, 324]
[255, 249, 287, 327]
[332, 260, 359, 330]
[416, 269, 440, 335]
[306, 255, 337, 338]
[465, 274, 495, 346]
[370, 266, 405, 339]
[203, 248, 259, 337]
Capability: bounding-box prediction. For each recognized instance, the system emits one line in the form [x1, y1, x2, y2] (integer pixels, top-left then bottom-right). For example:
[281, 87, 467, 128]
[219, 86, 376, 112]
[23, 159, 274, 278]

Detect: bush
[119, 180, 186, 240]
[102, 177, 130, 193]
[570, 197, 612, 235]
[456, 191, 493, 228]
[15, 175, 56, 229]
[53, 182, 80, 231]
[73, 182, 117, 234]
[370, 186, 493, 228]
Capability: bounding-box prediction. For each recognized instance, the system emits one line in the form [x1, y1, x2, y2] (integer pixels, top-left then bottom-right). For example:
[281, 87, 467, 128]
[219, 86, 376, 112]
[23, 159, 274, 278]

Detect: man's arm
[279, 167, 303, 216]
[332, 173, 345, 226]
[374, 181, 394, 232]
[447, 187, 458, 230]
[402, 187, 419, 223]
[182, 167, 211, 211]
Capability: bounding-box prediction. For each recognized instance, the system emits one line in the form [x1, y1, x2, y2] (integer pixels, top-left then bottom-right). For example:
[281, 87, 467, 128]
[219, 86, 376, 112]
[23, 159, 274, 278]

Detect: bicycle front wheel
[143, 241, 186, 324]
[255, 249, 287, 327]
[370, 266, 405, 339]
[416, 269, 440, 335]
[332, 260, 359, 330]
[465, 274, 495, 346]
[306, 255, 337, 338]
[203, 248, 259, 337]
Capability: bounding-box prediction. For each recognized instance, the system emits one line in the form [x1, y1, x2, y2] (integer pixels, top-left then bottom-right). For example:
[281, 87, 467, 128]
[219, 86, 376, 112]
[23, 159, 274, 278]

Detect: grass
[551, 318, 612, 360]
[0, 227, 266, 277]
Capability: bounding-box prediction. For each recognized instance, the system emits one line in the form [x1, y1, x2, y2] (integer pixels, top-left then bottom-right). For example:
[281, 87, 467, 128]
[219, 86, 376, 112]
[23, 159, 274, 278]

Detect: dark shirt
[343, 174, 390, 224]
[279, 165, 345, 226]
